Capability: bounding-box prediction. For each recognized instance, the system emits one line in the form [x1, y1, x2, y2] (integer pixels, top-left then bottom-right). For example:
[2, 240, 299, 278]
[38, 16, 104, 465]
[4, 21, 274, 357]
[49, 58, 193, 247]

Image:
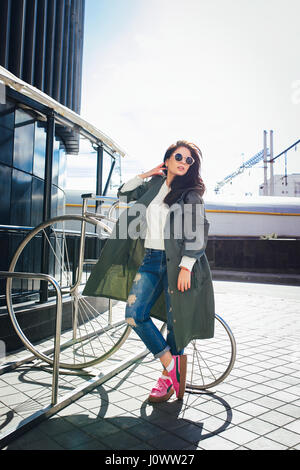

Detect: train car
[65, 189, 300, 239]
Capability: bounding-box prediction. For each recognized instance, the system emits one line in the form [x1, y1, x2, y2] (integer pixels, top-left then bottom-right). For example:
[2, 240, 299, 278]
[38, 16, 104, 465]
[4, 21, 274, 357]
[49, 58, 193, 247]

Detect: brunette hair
[162, 140, 206, 207]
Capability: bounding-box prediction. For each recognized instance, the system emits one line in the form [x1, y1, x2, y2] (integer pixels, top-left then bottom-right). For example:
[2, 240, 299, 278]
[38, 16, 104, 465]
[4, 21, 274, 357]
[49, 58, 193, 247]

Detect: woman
[83, 140, 215, 403]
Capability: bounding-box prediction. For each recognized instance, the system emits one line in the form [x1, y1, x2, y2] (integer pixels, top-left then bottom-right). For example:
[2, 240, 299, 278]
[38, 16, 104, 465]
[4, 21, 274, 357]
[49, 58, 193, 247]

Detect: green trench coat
[82, 174, 215, 351]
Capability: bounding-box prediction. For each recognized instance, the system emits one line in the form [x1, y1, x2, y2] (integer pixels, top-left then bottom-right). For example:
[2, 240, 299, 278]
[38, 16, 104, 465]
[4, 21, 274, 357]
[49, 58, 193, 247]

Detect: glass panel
[31, 177, 44, 227]
[33, 122, 46, 179]
[0, 164, 12, 225]
[0, 125, 14, 166]
[51, 184, 58, 217]
[10, 169, 32, 227]
[0, 98, 15, 165]
[15, 108, 34, 126]
[0, 102, 15, 130]
[58, 148, 66, 189]
[13, 109, 35, 174]
[52, 138, 60, 186]
[57, 188, 65, 216]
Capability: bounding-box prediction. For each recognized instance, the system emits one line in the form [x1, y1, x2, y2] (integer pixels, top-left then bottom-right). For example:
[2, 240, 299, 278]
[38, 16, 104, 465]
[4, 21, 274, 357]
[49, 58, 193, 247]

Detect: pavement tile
[147, 431, 190, 450]
[34, 416, 77, 436]
[63, 411, 102, 427]
[130, 442, 156, 450]
[82, 419, 121, 439]
[230, 389, 263, 401]
[100, 429, 143, 450]
[253, 396, 285, 410]
[197, 434, 238, 450]
[263, 379, 293, 391]
[230, 409, 254, 425]
[246, 383, 279, 395]
[72, 439, 108, 450]
[116, 398, 144, 413]
[127, 421, 166, 441]
[57, 402, 87, 417]
[259, 410, 295, 426]
[284, 420, 300, 434]
[173, 407, 210, 425]
[52, 428, 93, 449]
[18, 437, 65, 450]
[172, 422, 205, 443]
[106, 413, 144, 430]
[245, 436, 287, 450]
[264, 428, 300, 448]
[275, 403, 300, 418]
[233, 402, 269, 417]
[239, 417, 277, 435]
[268, 390, 299, 403]
[192, 400, 225, 416]
[201, 415, 229, 433]
[1, 280, 300, 450]
[220, 426, 259, 446]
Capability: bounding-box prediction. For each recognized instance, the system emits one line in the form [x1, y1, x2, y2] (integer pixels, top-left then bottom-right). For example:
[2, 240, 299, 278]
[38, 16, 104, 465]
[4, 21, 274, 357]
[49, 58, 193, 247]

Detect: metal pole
[1, 271, 63, 405]
[103, 158, 116, 196]
[269, 130, 274, 196]
[96, 144, 103, 197]
[40, 113, 55, 302]
[263, 130, 268, 196]
[51, 277, 63, 406]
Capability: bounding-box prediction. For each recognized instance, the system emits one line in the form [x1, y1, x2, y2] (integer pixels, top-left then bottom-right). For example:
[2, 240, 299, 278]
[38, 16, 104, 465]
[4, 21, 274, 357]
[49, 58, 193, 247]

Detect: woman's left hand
[177, 268, 191, 292]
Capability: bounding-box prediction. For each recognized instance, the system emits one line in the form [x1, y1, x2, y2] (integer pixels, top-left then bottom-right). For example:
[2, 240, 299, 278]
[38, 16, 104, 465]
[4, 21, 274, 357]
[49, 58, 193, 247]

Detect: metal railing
[0, 271, 62, 406]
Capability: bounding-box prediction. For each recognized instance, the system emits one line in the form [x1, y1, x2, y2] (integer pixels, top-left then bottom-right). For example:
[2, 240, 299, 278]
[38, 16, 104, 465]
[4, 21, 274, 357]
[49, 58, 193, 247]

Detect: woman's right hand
[138, 162, 167, 179]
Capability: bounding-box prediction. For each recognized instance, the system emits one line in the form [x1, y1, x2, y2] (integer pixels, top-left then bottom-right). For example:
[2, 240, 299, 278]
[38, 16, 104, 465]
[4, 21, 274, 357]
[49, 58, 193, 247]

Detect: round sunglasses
[174, 152, 195, 166]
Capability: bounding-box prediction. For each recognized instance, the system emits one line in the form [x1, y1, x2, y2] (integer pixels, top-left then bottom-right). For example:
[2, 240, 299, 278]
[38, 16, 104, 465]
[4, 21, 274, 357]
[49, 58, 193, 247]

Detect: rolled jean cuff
[154, 345, 171, 359]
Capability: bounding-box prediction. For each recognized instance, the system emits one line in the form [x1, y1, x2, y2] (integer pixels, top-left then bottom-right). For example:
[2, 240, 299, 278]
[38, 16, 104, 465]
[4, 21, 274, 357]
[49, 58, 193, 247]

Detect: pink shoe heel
[166, 355, 187, 400]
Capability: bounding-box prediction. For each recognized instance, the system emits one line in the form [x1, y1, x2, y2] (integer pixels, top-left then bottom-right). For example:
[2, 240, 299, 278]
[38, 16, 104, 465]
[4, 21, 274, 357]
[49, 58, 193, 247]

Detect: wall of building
[0, 0, 85, 305]
[0, 99, 67, 303]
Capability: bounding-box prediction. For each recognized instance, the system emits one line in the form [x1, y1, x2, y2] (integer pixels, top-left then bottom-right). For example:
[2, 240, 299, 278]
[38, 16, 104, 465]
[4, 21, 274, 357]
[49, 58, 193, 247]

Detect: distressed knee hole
[133, 273, 142, 283]
[126, 317, 137, 327]
[127, 294, 137, 306]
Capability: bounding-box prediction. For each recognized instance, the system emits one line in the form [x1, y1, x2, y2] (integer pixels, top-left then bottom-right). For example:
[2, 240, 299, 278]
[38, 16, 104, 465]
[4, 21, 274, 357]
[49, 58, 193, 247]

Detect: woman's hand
[138, 162, 166, 179]
[177, 268, 191, 292]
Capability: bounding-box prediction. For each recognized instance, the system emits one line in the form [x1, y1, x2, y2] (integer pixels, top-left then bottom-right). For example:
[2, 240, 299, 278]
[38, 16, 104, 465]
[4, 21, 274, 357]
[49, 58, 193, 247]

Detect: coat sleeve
[117, 175, 157, 202]
[181, 190, 210, 261]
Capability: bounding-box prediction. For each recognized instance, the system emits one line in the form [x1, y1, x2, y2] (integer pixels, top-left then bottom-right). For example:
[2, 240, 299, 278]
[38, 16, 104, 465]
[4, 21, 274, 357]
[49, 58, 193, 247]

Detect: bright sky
[66, 0, 300, 197]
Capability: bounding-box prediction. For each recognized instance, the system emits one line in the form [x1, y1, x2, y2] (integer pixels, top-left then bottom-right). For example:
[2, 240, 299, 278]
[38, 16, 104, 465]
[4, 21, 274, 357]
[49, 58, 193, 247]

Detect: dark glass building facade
[0, 0, 85, 305]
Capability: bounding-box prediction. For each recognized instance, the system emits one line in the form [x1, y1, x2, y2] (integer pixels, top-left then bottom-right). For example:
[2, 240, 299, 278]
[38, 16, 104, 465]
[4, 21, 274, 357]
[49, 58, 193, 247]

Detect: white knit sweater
[120, 174, 196, 272]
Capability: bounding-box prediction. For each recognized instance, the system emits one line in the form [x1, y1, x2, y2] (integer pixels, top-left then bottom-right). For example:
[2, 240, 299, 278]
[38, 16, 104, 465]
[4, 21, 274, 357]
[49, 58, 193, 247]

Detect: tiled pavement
[0, 279, 299, 450]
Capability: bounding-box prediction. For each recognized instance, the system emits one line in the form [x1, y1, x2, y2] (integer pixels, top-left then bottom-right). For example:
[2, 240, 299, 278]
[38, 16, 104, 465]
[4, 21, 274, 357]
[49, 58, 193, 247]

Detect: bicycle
[6, 194, 236, 390]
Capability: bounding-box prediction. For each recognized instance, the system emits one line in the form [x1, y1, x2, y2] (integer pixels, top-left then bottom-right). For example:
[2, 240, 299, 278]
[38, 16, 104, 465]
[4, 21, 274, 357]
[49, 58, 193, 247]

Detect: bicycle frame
[69, 194, 124, 340]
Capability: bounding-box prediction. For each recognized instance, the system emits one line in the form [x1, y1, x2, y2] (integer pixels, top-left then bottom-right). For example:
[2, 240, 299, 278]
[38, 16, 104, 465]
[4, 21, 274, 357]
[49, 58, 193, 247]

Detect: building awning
[0, 65, 127, 158]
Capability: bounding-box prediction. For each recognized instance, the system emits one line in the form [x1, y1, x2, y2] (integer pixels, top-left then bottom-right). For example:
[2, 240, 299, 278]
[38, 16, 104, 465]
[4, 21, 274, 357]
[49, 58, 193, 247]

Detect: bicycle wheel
[185, 314, 236, 390]
[6, 214, 131, 370]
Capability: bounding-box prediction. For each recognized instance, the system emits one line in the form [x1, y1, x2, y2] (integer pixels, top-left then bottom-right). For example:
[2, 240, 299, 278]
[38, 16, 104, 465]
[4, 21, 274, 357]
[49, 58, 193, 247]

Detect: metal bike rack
[0, 270, 150, 448]
[0, 271, 63, 406]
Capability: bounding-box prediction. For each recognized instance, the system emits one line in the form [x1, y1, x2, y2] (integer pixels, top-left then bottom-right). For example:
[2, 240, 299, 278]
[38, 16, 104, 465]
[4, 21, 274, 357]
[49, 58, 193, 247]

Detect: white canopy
[0, 65, 127, 158]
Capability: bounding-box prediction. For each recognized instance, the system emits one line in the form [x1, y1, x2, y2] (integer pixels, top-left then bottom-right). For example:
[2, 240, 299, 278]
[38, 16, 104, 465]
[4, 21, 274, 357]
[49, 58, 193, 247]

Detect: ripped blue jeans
[125, 248, 184, 359]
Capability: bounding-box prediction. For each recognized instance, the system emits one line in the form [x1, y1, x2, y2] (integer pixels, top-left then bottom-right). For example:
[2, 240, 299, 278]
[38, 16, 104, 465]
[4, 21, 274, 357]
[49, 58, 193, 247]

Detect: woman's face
[165, 146, 192, 177]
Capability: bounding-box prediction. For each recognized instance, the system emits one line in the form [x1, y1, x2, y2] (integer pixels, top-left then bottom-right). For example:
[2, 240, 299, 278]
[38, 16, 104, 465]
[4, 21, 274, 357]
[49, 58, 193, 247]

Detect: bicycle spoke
[6, 214, 131, 369]
[78, 297, 106, 354]
[186, 315, 236, 390]
[80, 297, 116, 346]
[42, 228, 70, 287]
